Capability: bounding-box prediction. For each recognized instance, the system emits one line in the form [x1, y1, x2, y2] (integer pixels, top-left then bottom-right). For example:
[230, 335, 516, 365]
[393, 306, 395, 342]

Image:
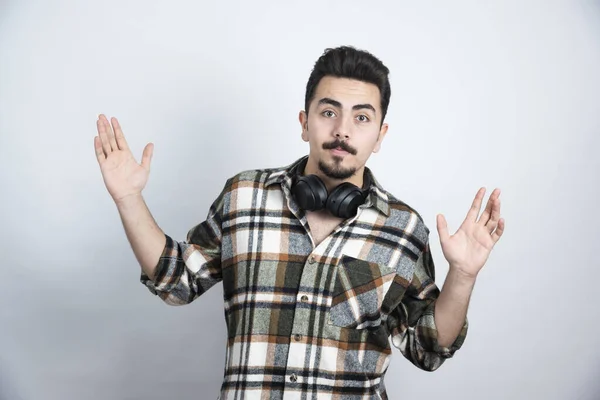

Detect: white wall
[1, 1, 599, 399]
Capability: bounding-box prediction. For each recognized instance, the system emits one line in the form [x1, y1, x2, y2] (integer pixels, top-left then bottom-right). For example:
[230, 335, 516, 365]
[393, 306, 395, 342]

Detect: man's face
[299, 76, 388, 181]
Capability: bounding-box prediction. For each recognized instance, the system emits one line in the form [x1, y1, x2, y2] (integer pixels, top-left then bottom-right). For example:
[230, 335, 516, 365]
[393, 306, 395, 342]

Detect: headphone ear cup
[326, 183, 364, 219]
[292, 175, 328, 211]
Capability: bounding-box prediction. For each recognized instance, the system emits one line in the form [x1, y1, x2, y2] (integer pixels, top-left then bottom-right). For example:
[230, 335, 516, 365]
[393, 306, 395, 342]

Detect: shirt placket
[279, 190, 373, 398]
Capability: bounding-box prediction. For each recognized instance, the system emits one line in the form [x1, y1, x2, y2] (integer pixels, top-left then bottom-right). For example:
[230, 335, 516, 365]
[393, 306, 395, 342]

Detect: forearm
[434, 267, 476, 348]
[115, 194, 166, 280]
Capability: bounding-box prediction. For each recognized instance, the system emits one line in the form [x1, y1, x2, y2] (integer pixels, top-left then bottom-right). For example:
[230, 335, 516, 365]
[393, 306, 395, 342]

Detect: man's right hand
[94, 114, 154, 204]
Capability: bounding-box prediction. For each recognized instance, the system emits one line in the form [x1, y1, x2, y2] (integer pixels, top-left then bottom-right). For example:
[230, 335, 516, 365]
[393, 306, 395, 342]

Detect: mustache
[322, 139, 357, 155]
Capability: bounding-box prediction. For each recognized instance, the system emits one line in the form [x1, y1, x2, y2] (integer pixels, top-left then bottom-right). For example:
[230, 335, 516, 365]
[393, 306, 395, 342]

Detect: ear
[299, 110, 309, 142]
[372, 123, 388, 153]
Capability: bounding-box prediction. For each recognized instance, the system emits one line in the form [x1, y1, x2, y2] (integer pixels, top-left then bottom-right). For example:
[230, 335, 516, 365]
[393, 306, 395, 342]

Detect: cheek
[309, 116, 333, 132]
[308, 120, 333, 141]
[357, 129, 381, 148]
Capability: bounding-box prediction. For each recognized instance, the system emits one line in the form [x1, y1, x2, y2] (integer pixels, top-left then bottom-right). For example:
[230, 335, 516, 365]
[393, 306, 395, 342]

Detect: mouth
[330, 147, 349, 155]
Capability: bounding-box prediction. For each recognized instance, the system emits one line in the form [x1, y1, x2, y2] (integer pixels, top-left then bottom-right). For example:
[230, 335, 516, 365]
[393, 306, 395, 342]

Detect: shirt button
[308, 255, 316, 264]
[301, 295, 308, 303]
[294, 334, 302, 341]
[290, 373, 297, 382]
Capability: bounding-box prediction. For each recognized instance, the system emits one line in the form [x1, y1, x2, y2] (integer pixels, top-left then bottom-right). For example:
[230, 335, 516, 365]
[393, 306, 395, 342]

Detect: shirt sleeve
[385, 238, 469, 371]
[139, 178, 230, 306]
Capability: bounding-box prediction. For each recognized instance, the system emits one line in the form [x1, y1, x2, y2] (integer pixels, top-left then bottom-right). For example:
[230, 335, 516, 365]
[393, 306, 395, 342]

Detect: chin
[318, 159, 357, 181]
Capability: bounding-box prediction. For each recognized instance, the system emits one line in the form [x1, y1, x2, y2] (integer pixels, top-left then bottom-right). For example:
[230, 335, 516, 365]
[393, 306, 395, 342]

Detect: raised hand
[436, 188, 505, 279]
[94, 114, 154, 203]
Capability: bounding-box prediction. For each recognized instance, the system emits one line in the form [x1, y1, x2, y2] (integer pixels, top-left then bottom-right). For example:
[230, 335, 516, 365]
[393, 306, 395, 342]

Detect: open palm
[94, 115, 154, 203]
[436, 188, 505, 278]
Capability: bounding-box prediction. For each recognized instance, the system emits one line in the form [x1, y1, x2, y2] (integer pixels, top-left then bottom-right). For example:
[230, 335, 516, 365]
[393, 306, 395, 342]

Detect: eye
[322, 110, 336, 118]
[356, 114, 370, 122]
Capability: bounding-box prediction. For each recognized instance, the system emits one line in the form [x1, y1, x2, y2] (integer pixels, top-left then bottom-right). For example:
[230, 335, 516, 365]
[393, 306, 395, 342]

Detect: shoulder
[220, 160, 292, 193]
[381, 189, 431, 245]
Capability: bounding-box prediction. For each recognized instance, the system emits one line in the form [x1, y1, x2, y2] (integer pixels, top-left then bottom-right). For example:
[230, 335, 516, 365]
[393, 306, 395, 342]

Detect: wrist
[447, 265, 478, 285]
[114, 193, 144, 210]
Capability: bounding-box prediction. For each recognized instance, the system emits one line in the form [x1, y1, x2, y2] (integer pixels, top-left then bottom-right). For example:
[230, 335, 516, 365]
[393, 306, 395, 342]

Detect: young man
[94, 46, 504, 399]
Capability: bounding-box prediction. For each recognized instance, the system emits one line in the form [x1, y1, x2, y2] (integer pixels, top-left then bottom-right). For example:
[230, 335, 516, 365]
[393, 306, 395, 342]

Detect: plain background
[1, 0, 599, 399]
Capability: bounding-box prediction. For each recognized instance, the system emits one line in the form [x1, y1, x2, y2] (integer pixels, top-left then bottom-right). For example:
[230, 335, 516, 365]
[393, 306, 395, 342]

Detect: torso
[305, 210, 345, 247]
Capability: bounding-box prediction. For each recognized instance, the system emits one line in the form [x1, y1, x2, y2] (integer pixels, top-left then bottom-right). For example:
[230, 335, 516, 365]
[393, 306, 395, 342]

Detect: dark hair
[304, 46, 391, 124]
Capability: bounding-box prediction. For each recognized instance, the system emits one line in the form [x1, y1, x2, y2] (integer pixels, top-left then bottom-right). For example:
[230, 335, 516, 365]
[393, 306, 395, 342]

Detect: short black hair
[304, 46, 391, 124]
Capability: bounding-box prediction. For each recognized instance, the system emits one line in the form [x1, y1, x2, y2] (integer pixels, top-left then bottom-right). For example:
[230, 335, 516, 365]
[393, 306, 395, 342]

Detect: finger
[111, 117, 129, 151]
[485, 196, 502, 233]
[436, 214, 450, 243]
[478, 188, 500, 225]
[94, 136, 106, 163]
[491, 218, 505, 243]
[97, 117, 112, 156]
[466, 187, 486, 223]
[104, 116, 118, 151]
[477, 198, 493, 226]
[141, 143, 154, 170]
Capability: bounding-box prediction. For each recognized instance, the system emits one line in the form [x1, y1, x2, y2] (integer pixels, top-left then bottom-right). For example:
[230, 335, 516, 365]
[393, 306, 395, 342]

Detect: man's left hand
[436, 188, 505, 279]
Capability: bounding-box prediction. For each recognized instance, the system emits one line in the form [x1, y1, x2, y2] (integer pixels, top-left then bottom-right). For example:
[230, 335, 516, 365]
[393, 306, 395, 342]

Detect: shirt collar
[265, 155, 391, 217]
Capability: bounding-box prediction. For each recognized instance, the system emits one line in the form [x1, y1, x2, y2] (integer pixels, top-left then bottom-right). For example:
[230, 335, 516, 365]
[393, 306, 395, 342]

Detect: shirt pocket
[328, 255, 397, 330]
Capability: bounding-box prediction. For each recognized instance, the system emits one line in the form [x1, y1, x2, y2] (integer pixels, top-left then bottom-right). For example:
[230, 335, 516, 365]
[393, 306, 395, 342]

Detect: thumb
[141, 143, 154, 170]
[437, 214, 450, 243]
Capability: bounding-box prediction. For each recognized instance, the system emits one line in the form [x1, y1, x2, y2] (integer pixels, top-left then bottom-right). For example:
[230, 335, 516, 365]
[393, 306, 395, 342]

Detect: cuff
[416, 300, 469, 359]
[139, 233, 177, 295]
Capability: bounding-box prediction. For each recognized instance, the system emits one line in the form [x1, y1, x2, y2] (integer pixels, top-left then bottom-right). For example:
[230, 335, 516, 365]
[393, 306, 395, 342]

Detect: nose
[335, 132, 349, 141]
[334, 117, 351, 141]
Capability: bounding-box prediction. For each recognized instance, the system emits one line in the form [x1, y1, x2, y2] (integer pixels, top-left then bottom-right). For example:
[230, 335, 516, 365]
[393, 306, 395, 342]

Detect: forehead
[312, 76, 381, 109]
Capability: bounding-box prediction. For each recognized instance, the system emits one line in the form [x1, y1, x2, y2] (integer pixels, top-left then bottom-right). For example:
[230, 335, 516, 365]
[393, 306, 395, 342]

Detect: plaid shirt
[141, 155, 468, 399]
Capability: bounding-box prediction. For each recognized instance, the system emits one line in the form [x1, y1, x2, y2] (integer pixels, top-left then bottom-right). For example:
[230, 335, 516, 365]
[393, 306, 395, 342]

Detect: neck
[303, 156, 365, 193]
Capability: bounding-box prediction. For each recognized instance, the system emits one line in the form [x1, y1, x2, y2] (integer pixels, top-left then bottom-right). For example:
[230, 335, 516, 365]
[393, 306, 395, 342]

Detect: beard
[318, 158, 357, 180]
[318, 138, 358, 180]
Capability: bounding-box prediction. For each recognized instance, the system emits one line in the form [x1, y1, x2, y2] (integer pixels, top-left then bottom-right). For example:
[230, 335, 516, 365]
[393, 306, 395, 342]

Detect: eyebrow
[317, 97, 377, 114]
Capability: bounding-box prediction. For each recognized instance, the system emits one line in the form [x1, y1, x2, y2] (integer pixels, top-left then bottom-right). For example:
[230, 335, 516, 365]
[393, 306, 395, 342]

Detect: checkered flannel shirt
[141, 155, 468, 399]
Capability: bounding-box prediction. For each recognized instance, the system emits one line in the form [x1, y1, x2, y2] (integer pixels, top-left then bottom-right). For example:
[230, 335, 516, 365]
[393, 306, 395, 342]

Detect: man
[94, 46, 504, 399]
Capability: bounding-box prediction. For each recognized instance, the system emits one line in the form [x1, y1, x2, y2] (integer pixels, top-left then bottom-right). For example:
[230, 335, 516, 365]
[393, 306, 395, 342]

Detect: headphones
[291, 159, 371, 219]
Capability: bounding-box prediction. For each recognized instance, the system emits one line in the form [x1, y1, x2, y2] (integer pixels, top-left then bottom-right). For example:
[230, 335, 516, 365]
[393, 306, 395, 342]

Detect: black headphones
[291, 159, 371, 219]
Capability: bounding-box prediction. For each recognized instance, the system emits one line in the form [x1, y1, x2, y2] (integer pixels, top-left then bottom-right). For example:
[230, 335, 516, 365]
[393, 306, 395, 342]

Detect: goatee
[318, 138, 358, 180]
[318, 159, 357, 180]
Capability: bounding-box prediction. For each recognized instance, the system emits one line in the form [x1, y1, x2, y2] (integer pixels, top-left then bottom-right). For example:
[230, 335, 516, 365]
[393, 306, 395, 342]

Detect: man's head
[299, 46, 391, 185]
